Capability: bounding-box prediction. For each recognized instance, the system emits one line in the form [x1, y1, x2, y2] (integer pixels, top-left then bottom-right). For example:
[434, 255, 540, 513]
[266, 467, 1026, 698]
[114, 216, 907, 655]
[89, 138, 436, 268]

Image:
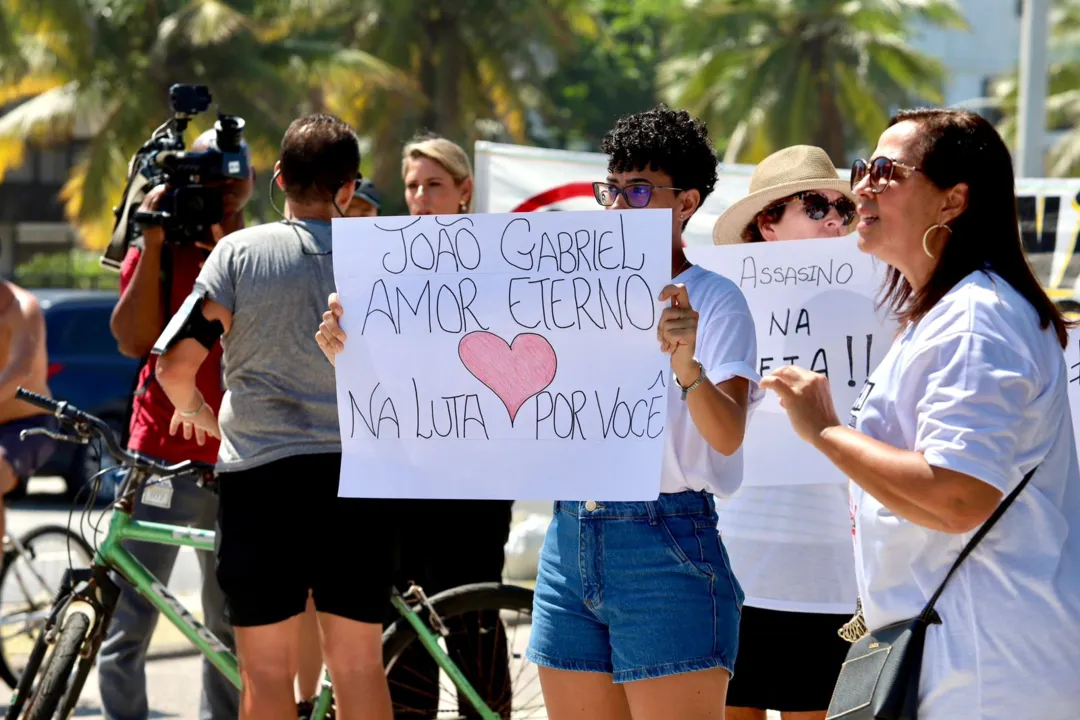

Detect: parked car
[28, 289, 140, 499]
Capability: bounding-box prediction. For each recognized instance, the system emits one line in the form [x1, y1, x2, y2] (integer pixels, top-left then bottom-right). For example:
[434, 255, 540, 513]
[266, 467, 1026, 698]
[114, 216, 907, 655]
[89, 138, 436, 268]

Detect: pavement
[2, 481, 781, 719]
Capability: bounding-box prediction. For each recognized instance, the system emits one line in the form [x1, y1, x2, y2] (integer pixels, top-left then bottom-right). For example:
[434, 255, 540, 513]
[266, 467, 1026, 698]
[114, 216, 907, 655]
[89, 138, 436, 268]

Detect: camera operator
[100, 128, 253, 720]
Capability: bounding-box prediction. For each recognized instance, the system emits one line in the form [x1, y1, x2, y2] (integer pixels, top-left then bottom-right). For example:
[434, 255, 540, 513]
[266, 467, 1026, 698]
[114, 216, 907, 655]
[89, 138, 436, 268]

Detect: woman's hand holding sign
[315, 292, 347, 366]
[657, 283, 701, 384]
[760, 366, 842, 445]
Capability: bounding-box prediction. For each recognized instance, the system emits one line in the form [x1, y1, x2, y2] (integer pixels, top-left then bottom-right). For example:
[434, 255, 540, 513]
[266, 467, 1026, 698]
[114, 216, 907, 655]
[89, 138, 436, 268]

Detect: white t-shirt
[659, 265, 762, 497]
[715, 483, 857, 614]
[849, 271, 1080, 720]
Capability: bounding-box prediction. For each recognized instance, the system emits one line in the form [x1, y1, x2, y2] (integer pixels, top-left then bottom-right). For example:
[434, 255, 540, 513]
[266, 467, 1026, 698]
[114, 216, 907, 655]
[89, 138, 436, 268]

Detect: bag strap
[920, 464, 1038, 620]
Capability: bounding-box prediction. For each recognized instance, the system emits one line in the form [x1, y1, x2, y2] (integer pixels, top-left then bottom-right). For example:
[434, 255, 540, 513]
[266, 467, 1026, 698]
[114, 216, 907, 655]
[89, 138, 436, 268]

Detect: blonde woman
[400, 132, 474, 214]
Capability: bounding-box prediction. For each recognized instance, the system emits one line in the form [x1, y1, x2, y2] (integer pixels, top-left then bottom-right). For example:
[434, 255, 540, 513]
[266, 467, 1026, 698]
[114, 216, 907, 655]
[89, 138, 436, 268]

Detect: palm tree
[309, 0, 596, 214]
[653, 0, 967, 165]
[993, 0, 1080, 177]
[0, 0, 403, 249]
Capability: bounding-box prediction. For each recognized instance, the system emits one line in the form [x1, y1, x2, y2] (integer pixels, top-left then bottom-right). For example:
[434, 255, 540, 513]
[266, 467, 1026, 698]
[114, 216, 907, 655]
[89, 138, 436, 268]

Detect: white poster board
[687, 236, 896, 487]
[1067, 329, 1080, 452]
[331, 210, 672, 500]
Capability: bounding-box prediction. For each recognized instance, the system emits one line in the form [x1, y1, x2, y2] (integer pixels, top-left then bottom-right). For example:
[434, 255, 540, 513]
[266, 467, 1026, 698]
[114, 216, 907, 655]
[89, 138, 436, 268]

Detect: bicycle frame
[96, 501, 500, 719]
[96, 505, 241, 689]
[387, 592, 503, 720]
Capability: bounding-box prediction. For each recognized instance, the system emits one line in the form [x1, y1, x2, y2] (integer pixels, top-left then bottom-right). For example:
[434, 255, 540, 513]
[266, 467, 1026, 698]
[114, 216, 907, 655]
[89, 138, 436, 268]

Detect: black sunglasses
[769, 191, 856, 225]
[850, 156, 923, 194]
[592, 182, 682, 208]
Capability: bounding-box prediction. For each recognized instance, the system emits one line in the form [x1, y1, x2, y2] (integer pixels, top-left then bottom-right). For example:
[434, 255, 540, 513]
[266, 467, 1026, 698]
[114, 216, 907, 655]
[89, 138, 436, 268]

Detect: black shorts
[0, 414, 58, 493]
[215, 452, 399, 627]
[726, 605, 852, 712]
[394, 499, 512, 593]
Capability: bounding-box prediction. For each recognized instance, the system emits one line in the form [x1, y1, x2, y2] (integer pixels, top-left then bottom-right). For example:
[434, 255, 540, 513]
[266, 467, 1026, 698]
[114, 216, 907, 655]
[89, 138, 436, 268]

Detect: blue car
[29, 289, 141, 498]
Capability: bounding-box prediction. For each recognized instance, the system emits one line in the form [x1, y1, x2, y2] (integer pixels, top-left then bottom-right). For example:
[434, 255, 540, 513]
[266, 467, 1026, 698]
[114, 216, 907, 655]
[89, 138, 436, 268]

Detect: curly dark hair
[600, 105, 719, 209]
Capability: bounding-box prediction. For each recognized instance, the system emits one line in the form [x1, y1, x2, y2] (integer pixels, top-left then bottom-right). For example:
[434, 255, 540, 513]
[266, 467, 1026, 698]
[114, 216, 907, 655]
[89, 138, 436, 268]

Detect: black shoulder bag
[825, 465, 1037, 720]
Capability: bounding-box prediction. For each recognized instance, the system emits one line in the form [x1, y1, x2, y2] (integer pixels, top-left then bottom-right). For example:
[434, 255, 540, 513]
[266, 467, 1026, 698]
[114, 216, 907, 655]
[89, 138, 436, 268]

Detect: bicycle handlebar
[15, 387, 216, 487]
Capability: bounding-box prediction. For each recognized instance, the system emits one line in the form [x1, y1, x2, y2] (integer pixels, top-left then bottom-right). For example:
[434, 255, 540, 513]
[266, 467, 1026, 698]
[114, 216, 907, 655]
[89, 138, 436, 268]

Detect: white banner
[687, 236, 895, 487]
[331, 210, 672, 500]
[475, 141, 1080, 300]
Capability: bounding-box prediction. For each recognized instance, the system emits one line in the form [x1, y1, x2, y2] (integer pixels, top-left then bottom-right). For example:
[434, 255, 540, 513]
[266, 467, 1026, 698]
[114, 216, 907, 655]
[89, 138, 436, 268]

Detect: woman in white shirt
[710, 145, 860, 720]
[763, 109, 1080, 719]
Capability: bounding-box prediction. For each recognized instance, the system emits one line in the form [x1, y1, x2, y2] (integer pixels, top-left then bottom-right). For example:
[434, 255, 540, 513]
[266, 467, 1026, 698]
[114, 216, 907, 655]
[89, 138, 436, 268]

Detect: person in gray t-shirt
[192, 217, 342, 471]
[154, 114, 396, 720]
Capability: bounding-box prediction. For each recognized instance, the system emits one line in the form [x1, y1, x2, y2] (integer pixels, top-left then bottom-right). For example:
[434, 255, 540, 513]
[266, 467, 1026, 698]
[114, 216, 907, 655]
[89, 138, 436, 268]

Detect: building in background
[910, 0, 1022, 118]
[0, 140, 86, 278]
[909, 0, 1068, 167]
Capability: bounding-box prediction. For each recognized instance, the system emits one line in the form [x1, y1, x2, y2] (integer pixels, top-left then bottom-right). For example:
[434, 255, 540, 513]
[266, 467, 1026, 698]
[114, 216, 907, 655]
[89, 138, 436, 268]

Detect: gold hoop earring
[922, 223, 951, 259]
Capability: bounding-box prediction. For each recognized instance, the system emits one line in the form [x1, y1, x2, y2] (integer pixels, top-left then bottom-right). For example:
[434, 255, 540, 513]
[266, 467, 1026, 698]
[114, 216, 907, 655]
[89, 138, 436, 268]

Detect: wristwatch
[675, 361, 706, 401]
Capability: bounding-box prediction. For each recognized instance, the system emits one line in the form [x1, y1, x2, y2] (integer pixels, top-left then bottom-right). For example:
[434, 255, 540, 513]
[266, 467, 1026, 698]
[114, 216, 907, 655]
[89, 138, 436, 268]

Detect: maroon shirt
[119, 243, 224, 464]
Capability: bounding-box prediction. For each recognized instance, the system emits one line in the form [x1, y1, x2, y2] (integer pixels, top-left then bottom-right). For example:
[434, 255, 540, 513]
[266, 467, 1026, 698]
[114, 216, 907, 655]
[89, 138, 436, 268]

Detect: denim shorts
[526, 490, 744, 683]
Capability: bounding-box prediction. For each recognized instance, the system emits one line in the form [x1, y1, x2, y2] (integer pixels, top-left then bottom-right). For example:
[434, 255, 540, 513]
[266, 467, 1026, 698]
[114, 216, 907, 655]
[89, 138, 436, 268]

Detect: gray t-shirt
[195, 219, 339, 471]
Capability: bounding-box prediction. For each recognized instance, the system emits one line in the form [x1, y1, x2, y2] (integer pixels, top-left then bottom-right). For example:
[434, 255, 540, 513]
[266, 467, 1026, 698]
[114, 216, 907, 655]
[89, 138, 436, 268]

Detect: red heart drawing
[458, 332, 558, 424]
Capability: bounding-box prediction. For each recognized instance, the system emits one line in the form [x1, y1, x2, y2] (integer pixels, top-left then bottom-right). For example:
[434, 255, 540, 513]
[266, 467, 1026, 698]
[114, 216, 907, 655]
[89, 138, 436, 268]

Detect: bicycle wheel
[382, 583, 541, 719]
[55, 652, 96, 719]
[21, 610, 91, 720]
[0, 525, 94, 688]
[3, 624, 51, 720]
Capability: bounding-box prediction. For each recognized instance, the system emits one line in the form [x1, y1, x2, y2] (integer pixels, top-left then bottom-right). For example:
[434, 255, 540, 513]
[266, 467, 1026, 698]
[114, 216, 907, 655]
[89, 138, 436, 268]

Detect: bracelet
[177, 400, 206, 418]
[675, 361, 706, 401]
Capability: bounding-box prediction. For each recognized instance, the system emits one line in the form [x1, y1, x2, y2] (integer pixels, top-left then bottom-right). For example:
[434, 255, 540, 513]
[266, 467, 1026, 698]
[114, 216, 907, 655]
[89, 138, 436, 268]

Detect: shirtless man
[0, 280, 56, 542]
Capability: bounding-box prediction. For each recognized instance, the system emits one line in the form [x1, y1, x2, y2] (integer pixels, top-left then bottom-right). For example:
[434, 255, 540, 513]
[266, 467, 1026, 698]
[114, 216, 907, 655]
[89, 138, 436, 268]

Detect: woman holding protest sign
[319, 106, 762, 719]
[312, 133, 514, 718]
[764, 109, 1080, 719]
[523, 106, 760, 720]
[709, 145, 859, 720]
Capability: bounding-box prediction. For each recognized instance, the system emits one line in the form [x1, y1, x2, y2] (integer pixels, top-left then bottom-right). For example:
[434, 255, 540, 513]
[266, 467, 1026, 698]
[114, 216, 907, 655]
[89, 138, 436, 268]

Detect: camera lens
[180, 192, 204, 215]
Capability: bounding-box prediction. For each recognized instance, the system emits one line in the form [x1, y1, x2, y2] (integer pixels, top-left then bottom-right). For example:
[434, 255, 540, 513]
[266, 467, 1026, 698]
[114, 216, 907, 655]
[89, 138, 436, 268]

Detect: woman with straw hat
[711, 145, 859, 720]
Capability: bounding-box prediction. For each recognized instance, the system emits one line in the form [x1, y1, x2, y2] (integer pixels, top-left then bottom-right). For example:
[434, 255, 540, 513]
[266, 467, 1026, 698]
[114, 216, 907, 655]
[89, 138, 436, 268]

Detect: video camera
[102, 84, 250, 268]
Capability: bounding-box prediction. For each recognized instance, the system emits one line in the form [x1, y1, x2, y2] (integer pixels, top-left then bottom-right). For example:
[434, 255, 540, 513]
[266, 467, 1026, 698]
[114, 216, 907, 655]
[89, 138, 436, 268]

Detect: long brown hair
[879, 108, 1073, 348]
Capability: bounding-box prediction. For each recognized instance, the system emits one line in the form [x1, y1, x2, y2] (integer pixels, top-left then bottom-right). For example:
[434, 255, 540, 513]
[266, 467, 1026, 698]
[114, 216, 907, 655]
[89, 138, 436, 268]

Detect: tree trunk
[307, 86, 326, 115]
[808, 38, 847, 165]
[434, 23, 464, 144]
[418, 18, 439, 133]
[815, 87, 846, 166]
[371, 93, 413, 216]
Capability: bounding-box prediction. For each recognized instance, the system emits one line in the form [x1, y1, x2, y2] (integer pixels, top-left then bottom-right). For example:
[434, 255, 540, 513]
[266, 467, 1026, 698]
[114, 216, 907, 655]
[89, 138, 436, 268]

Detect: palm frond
[0, 83, 85, 142]
[659, 0, 961, 160]
[0, 73, 67, 107]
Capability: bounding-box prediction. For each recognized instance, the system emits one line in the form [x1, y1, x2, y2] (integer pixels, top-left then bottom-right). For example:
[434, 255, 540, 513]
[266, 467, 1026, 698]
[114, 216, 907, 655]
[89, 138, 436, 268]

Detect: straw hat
[712, 145, 854, 245]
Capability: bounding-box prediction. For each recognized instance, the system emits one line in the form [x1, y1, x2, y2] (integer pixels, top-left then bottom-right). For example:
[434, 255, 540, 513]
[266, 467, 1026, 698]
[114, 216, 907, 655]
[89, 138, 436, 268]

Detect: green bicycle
[5, 388, 542, 719]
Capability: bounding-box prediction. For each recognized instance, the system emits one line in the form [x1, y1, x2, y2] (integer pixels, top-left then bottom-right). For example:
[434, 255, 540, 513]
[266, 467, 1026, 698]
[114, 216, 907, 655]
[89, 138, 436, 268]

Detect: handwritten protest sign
[331, 210, 672, 500]
[1066, 330, 1080, 451]
[687, 235, 895, 487]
